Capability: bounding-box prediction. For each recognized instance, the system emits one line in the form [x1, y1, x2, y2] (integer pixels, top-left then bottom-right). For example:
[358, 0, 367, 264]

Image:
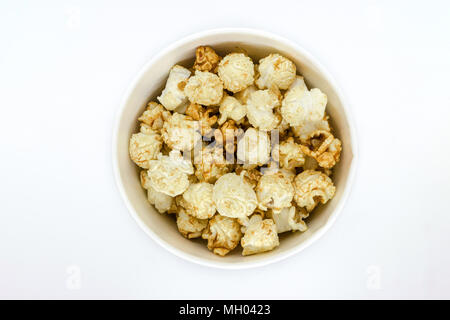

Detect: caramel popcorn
[281, 76, 327, 126]
[218, 53, 255, 93]
[275, 137, 305, 170]
[194, 145, 231, 183]
[157, 65, 191, 111]
[138, 102, 171, 133]
[184, 70, 223, 106]
[269, 206, 308, 233]
[193, 46, 221, 72]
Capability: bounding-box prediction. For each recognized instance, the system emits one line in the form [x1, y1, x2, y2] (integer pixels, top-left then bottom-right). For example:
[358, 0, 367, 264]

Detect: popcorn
[269, 206, 308, 233]
[157, 65, 191, 111]
[129, 48, 343, 257]
[299, 130, 342, 169]
[201, 215, 242, 256]
[147, 150, 194, 197]
[185, 103, 218, 136]
[292, 114, 331, 144]
[275, 137, 305, 169]
[237, 128, 271, 166]
[238, 211, 264, 234]
[212, 173, 258, 219]
[256, 172, 294, 214]
[129, 130, 162, 169]
[293, 170, 336, 212]
[214, 120, 241, 154]
[218, 53, 255, 93]
[176, 208, 208, 239]
[235, 166, 262, 189]
[140, 170, 174, 213]
[218, 94, 246, 125]
[193, 46, 221, 72]
[246, 88, 281, 131]
[234, 84, 257, 105]
[179, 182, 216, 219]
[241, 218, 279, 256]
[138, 102, 171, 133]
[255, 53, 296, 90]
[184, 70, 223, 106]
[281, 76, 327, 126]
[147, 185, 173, 214]
[161, 112, 201, 151]
[194, 145, 231, 183]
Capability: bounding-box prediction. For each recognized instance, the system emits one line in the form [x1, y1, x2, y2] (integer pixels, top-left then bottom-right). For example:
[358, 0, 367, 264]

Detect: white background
[1, 0, 449, 299]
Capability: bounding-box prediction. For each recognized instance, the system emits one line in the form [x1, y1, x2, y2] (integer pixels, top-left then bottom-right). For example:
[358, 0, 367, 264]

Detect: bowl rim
[112, 28, 359, 269]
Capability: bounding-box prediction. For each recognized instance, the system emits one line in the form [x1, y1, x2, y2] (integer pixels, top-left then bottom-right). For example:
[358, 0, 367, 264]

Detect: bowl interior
[114, 31, 355, 267]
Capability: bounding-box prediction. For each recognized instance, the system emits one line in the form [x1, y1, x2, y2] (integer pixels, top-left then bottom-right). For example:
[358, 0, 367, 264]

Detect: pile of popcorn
[129, 46, 342, 256]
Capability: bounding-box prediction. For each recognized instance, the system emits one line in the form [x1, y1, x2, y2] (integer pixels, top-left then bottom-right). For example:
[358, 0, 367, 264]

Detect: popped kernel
[157, 65, 191, 111]
[218, 53, 255, 93]
[184, 70, 223, 106]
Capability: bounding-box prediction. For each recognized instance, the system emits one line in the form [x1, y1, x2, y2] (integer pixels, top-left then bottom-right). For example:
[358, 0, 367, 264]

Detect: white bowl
[113, 28, 358, 269]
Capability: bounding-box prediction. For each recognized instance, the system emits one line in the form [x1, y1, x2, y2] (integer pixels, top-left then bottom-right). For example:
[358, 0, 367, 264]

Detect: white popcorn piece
[218, 53, 255, 93]
[212, 173, 258, 220]
[137, 101, 171, 133]
[276, 137, 305, 170]
[256, 172, 295, 214]
[270, 206, 308, 233]
[281, 76, 327, 126]
[246, 88, 281, 131]
[218, 94, 247, 125]
[194, 146, 231, 183]
[176, 208, 208, 239]
[184, 70, 223, 106]
[129, 130, 162, 169]
[147, 150, 194, 197]
[292, 114, 331, 144]
[234, 84, 257, 105]
[180, 182, 216, 219]
[202, 215, 242, 256]
[238, 211, 264, 234]
[161, 112, 201, 151]
[237, 128, 271, 166]
[157, 65, 191, 111]
[293, 170, 335, 212]
[255, 53, 296, 90]
[241, 218, 279, 256]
